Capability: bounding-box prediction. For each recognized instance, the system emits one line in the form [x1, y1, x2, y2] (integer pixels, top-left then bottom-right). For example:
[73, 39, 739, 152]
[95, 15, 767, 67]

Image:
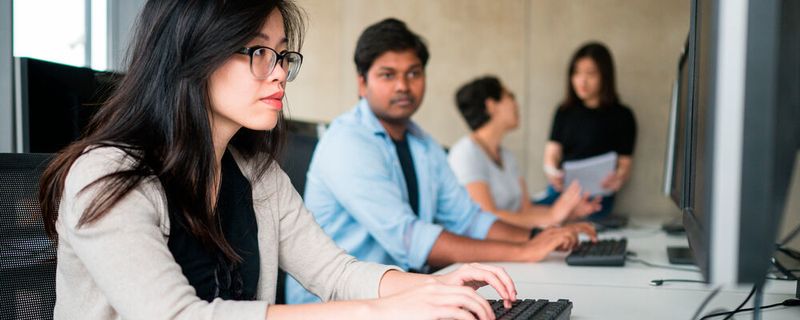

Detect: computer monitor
[663, 36, 692, 209]
[13, 57, 121, 153]
[679, 0, 800, 286]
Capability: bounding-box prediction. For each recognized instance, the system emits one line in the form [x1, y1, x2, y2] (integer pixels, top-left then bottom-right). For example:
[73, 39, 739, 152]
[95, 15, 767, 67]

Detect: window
[13, 0, 107, 70]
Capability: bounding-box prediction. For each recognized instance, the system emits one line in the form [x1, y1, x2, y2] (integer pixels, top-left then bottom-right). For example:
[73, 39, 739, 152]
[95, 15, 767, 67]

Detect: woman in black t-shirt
[536, 42, 637, 220]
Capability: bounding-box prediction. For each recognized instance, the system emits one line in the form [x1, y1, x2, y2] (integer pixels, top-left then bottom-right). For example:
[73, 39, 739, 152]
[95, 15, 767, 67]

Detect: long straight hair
[560, 42, 620, 110]
[39, 0, 305, 262]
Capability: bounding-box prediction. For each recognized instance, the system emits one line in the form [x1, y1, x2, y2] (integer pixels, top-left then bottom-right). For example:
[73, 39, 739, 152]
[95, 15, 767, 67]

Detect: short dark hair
[561, 41, 620, 110]
[354, 18, 429, 79]
[455, 76, 503, 131]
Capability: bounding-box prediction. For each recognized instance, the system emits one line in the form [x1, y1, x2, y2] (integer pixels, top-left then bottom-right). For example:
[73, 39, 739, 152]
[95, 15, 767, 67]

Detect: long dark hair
[560, 42, 620, 109]
[39, 0, 305, 262]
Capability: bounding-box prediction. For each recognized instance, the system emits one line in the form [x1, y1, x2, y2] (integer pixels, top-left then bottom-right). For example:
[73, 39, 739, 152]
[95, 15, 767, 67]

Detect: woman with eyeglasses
[448, 76, 601, 230]
[39, 1, 515, 319]
[537, 42, 637, 220]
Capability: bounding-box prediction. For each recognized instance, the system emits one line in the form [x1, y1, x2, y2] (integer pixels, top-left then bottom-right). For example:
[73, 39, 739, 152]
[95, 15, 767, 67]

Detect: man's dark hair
[354, 18, 429, 79]
[455, 76, 503, 131]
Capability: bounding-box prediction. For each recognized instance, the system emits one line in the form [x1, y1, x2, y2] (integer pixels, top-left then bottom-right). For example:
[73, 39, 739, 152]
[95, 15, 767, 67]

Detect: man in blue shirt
[286, 18, 596, 304]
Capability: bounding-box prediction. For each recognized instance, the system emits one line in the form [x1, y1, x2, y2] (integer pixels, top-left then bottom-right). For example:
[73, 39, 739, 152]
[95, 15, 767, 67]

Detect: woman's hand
[601, 171, 626, 192]
[549, 182, 599, 224]
[568, 195, 602, 220]
[369, 281, 497, 320]
[545, 167, 565, 192]
[434, 263, 517, 309]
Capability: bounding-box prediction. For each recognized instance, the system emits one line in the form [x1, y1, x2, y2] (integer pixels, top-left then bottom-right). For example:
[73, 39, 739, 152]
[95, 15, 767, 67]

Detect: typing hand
[370, 281, 496, 320]
[522, 227, 579, 261]
[562, 222, 597, 242]
[434, 263, 517, 309]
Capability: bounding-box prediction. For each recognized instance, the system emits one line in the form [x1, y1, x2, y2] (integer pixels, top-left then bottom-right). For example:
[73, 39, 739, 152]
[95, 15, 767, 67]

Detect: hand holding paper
[563, 152, 618, 197]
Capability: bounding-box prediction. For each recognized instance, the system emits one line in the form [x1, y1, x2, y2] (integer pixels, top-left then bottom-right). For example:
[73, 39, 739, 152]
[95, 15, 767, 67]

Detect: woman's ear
[484, 97, 498, 116]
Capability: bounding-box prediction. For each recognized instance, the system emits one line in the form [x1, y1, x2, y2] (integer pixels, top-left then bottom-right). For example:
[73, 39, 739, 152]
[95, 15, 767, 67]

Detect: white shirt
[448, 136, 523, 212]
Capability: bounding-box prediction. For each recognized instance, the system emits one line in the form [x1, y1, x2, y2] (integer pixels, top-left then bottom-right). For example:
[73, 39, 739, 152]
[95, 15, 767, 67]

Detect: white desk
[438, 219, 799, 319]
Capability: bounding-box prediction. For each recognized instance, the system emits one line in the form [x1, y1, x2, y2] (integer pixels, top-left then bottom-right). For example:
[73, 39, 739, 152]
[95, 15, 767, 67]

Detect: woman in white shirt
[448, 76, 601, 229]
[37, 2, 516, 319]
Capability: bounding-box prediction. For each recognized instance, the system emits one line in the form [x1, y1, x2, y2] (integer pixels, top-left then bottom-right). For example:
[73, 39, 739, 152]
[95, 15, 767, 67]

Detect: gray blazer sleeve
[266, 165, 401, 301]
[58, 147, 268, 320]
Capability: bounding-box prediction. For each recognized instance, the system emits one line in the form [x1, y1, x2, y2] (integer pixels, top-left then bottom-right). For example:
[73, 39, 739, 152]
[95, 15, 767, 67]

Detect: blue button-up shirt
[285, 99, 497, 304]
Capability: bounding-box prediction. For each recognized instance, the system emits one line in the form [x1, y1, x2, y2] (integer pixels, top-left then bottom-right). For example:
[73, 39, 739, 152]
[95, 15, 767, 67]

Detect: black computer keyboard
[565, 238, 627, 266]
[488, 299, 572, 320]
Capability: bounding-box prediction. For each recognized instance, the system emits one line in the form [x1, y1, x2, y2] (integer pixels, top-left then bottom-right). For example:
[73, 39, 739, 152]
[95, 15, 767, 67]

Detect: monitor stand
[667, 246, 695, 265]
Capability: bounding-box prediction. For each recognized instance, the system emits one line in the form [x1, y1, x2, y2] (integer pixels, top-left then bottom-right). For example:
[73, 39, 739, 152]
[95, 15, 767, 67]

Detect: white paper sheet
[563, 151, 618, 196]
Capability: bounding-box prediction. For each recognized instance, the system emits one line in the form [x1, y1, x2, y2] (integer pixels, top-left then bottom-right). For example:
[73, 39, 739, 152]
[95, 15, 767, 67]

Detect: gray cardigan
[54, 147, 399, 319]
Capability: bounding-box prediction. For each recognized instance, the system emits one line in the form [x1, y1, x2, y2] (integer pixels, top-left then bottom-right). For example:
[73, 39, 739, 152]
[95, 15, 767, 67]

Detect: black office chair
[279, 132, 319, 198]
[0, 153, 56, 320]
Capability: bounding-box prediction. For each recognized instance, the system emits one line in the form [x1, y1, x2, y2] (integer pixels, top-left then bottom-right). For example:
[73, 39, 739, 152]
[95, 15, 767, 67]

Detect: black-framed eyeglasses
[235, 46, 303, 82]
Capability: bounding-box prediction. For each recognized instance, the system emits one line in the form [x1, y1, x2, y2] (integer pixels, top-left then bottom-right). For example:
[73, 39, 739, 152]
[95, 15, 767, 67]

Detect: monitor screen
[14, 57, 121, 153]
[665, 37, 691, 209]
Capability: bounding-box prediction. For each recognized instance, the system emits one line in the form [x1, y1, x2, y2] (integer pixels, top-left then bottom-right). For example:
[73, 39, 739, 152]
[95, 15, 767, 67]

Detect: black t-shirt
[167, 150, 260, 302]
[549, 102, 637, 164]
[392, 134, 419, 216]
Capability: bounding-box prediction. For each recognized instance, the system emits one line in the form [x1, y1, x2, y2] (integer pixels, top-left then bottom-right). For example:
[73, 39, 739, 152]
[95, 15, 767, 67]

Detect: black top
[167, 151, 260, 302]
[549, 102, 637, 164]
[393, 134, 420, 216]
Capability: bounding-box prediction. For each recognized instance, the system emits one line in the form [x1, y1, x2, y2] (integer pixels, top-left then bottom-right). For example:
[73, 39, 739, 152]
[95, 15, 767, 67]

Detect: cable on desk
[703, 285, 755, 320]
[625, 255, 701, 273]
[698, 299, 800, 319]
[698, 281, 800, 319]
[692, 287, 721, 320]
[649, 279, 706, 286]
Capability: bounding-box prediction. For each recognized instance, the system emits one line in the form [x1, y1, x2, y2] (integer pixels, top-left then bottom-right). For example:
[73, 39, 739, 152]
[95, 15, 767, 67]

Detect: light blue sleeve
[313, 129, 443, 270]
[433, 142, 498, 239]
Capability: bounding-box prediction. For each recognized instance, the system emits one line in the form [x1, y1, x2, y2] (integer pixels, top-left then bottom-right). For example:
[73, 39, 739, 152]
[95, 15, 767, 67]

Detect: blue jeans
[534, 185, 616, 221]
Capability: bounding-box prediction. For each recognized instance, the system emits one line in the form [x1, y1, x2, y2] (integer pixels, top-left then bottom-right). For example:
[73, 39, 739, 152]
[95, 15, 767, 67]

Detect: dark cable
[720, 285, 755, 320]
[626, 256, 701, 273]
[699, 299, 800, 319]
[650, 279, 706, 286]
[692, 287, 721, 320]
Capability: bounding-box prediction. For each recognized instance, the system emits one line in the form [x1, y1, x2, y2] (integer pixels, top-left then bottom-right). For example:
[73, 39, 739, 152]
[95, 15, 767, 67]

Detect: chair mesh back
[0, 153, 56, 320]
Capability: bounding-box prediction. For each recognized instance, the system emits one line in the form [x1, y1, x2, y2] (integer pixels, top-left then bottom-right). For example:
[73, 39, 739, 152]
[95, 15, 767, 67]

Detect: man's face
[358, 49, 426, 125]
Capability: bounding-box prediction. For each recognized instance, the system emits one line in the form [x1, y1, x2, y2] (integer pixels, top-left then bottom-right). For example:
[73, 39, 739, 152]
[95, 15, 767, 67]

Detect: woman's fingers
[433, 285, 494, 320]
[466, 263, 517, 308]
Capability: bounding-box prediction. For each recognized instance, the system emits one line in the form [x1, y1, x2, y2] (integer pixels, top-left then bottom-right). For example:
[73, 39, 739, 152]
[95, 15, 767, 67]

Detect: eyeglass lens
[251, 48, 302, 81]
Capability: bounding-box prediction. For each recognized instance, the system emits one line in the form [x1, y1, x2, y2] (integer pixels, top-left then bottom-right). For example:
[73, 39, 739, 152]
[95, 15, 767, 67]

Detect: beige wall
[780, 152, 800, 251]
[287, 0, 690, 219]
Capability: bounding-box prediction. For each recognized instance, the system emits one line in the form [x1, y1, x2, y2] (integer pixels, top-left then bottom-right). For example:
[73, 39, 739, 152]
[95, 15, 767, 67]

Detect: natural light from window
[13, 0, 107, 70]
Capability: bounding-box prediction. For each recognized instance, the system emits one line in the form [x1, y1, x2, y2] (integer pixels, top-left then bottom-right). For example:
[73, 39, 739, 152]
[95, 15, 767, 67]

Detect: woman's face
[208, 9, 288, 138]
[571, 57, 602, 103]
[489, 88, 520, 131]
